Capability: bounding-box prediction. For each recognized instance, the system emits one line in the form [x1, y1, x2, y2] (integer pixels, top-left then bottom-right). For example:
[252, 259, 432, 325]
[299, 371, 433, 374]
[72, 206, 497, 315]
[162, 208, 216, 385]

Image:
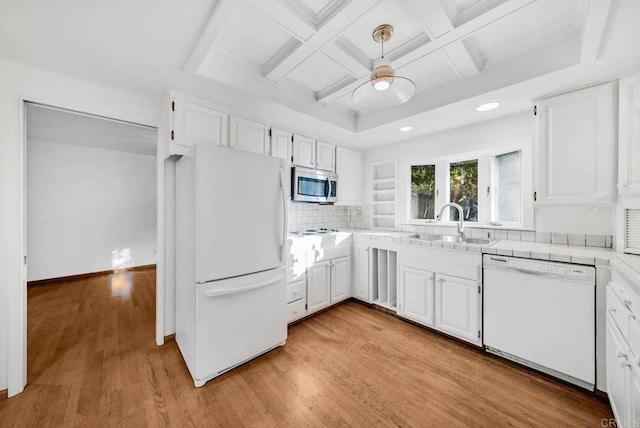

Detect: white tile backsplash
[288, 202, 369, 232]
[551, 233, 568, 245]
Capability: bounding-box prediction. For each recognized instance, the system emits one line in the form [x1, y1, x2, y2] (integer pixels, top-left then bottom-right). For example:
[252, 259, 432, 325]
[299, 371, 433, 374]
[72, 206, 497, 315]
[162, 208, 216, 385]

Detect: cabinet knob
[293, 309, 298, 314]
[293, 290, 298, 295]
[618, 350, 627, 359]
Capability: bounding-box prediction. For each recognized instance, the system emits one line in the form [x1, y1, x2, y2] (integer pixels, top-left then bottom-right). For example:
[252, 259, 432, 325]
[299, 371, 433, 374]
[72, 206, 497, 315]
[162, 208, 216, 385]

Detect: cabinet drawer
[607, 285, 631, 342]
[287, 299, 306, 323]
[287, 279, 306, 304]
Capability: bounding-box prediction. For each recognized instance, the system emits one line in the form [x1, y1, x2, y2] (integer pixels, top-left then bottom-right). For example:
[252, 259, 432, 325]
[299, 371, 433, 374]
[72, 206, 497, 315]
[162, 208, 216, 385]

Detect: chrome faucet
[436, 203, 465, 238]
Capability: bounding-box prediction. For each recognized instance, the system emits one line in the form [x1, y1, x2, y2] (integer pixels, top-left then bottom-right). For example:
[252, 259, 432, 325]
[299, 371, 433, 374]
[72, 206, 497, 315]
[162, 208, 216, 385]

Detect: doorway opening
[24, 102, 158, 389]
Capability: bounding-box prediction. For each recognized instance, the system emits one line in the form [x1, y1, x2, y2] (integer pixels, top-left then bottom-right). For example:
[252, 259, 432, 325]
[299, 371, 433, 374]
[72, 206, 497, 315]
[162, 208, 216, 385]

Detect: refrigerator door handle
[204, 275, 285, 298]
[280, 170, 287, 262]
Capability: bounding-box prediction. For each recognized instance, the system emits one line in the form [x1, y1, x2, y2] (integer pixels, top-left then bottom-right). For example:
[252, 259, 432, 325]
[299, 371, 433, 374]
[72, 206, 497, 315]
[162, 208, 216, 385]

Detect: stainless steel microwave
[291, 166, 338, 203]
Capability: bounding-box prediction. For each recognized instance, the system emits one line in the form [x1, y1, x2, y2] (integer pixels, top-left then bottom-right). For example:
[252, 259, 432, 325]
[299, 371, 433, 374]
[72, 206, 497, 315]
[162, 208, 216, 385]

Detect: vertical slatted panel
[625, 209, 640, 254]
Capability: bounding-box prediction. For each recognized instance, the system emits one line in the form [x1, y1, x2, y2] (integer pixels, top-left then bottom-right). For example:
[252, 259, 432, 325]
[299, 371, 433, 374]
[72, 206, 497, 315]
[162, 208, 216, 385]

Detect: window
[408, 149, 523, 226]
[493, 151, 521, 223]
[449, 159, 478, 222]
[410, 164, 436, 220]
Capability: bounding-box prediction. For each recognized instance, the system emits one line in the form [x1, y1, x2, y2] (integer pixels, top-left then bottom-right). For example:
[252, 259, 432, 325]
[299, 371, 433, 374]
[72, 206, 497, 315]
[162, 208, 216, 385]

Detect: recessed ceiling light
[399, 126, 413, 132]
[476, 102, 500, 112]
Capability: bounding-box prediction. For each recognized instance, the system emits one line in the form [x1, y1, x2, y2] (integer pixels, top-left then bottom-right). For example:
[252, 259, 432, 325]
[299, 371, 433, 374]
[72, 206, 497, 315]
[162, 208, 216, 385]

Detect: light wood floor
[0, 267, 612, 427]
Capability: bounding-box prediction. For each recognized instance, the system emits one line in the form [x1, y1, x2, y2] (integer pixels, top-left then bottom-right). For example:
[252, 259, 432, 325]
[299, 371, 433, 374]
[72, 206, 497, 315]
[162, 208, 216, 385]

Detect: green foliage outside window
[411, 165, 435, 219]
[449, 159, 478, 222]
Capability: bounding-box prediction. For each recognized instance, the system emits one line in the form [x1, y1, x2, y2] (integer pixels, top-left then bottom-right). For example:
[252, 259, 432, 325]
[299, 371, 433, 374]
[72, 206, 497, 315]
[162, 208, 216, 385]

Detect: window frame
[405, 146, 526, 228]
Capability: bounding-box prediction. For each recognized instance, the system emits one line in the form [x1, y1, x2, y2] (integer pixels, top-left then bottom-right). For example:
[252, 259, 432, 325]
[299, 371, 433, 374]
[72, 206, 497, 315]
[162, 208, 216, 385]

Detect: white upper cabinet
[292, 134, 316, 168]
[229, 116, 269, 155]
[171, 95, 228, 154]
[336, 147, 361, 205]
[619, 70, 640, 195]
[316, 140, 336, 172]
[270, 127, 292, 161]
[533, 82, 616, 205]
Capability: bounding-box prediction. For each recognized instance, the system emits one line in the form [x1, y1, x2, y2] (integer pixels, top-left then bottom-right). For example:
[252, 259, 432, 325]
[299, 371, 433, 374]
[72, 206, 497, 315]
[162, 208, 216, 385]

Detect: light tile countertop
[291, 229, 617, 266]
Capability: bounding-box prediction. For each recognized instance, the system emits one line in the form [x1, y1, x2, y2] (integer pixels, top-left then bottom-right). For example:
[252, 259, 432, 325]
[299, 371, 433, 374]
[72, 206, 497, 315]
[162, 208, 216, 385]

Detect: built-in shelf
[371, 160, 397, 229]
[371, 248, 397, 310]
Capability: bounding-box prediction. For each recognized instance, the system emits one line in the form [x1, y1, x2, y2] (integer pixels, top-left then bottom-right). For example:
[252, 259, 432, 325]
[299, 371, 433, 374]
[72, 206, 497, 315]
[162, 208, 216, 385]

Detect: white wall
[363, 112, 535, 229]
[0, 58, 160, 393]
[27, 140, 156, 281]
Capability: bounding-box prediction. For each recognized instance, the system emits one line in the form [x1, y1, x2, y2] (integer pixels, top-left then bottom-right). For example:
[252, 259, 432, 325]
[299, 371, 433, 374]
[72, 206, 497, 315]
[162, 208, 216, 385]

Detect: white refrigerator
[175, 144, 288, 387]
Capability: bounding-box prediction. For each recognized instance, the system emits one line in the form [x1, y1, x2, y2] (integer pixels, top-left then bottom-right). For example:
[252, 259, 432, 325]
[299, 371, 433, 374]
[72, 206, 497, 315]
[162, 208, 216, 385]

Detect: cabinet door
[316, 140, 335, 172]
[534, 82, 615, 205]
[435, 274, 480, 344]
[229, 116, 269, 155]
[619, 71, 640, 194]
[330, 256, 350, 304]
[336, 147, 361, 205]
[172, 99, 228, 150]
[632, 363, 640, 427]
[307, 261, 330, 313]
[397, 267, 434, 326]
[606, 317, 632, 425]
[354, 246, 370, 302]
[292, 134, 315, 168]
[271, 127, 292, 161]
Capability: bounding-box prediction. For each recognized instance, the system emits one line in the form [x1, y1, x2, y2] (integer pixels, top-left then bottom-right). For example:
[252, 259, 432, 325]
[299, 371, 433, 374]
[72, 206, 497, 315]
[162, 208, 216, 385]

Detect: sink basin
[419, 234, 495, 245]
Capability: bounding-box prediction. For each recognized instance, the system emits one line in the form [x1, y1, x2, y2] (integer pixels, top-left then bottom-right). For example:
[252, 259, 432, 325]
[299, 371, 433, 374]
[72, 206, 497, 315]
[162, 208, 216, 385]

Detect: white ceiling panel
[340, 0, 427, 60]
[442, 0, 507, 25]
[286, 52, 353, 92]
[215, 2, 295, 67]
[296, 0, 336, 15]
[466, 0, 584, 66]
[397, 50, 459, 90]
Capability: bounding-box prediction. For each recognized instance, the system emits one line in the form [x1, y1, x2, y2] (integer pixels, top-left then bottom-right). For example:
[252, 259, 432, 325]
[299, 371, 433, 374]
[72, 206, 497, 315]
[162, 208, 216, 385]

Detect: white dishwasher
[483, 255, 595, 390]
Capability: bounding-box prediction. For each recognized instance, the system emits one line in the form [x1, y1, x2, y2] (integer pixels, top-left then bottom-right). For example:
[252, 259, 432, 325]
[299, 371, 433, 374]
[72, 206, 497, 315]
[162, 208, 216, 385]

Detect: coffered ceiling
[0, 0, 638, 148]
[190, 0, 602, 131]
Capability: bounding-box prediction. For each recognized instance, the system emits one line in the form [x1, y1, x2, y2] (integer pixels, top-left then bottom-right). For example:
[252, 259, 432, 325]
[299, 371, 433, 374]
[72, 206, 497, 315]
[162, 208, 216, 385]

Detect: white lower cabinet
[632, 363, 640, 425]
[606, 262, 640, 428]
[397, 267, 434, 326]
[330, 257, 350, 304]
[398, 247, 482, 345]
[286, 277, 307, 323]
[607, 316, 632, 425]
[307, 261, 331, 313]
[435, 274, 481, 344]
[354, 245, 370, 302]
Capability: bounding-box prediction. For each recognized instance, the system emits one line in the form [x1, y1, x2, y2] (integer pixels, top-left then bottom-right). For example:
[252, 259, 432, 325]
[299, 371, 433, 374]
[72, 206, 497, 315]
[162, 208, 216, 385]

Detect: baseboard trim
[27, 264, 156, 286]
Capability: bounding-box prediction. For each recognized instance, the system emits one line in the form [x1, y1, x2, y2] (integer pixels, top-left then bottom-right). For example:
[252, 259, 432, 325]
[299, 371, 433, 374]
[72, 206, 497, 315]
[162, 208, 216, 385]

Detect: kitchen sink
[419, 234, 496, 245]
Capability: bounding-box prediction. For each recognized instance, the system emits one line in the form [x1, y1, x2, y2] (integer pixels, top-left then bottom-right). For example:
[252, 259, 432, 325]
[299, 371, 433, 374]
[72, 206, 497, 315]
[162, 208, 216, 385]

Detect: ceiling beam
[263, 0, 384, 82]
[580, 0, 613, 63]
[184, 0, 240, 73]
[317, 0, 537, 104]
[322, 38, 371, 78]
[404, 0, 480, 79]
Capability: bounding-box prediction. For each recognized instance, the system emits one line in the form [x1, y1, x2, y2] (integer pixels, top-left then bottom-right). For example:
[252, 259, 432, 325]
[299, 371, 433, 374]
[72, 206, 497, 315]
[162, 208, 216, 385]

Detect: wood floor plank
[0, 267, 613, 427]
